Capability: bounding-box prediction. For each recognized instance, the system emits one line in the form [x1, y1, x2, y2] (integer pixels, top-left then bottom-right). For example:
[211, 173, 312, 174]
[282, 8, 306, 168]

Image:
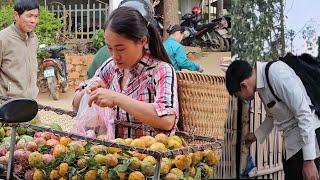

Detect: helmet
[192, 5, 201, 15]
[118, 0, 154, 23]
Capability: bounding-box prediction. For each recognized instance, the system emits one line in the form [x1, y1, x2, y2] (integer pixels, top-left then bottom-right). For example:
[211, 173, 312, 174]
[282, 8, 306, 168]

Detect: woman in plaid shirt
[73, 6, 179, 138]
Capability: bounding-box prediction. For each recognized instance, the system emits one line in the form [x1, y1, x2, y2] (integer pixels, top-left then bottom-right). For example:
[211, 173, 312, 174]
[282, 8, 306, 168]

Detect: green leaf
[87, 156, 102, 169]
[108, 169, 118, 180]
[194, 167, 202, 180]
[78, 167, 88, 174]
[64, 152, 77, 165]
[113, 164, 128, 173]
[120, 151, 133, 158]
[118, 156, 132, 165]
[38, 145, 52, 154]
[35, 162, 46, 170]
[68, 166, 77, 179]
[47, 153, 65, 170]
[84, 142, 91, 152]
[91, 29, 106, 49]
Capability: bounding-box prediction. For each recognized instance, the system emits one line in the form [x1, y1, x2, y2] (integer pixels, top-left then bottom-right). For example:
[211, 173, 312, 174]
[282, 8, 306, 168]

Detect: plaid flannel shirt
[76, 52, 179, 138]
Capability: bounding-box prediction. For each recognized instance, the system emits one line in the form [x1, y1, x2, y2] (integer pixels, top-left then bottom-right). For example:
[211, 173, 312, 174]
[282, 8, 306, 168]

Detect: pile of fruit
[0, 125, 220, 180]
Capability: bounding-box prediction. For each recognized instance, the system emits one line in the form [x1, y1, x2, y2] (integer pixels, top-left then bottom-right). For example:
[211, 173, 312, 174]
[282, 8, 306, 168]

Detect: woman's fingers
[88, 88, 106, 107]
[98, 79, 107, 88]
[88, 90, 99, 106]
[88, 88, 115, 108]
[87, 78, 106, 93]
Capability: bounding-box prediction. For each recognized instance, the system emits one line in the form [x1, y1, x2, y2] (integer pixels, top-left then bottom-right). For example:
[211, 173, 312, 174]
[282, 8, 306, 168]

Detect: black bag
[265, 52, 320, 117]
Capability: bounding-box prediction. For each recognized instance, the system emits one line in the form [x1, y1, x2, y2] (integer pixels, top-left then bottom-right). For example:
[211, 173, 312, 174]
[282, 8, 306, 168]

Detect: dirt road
[37, 91, 74, 110]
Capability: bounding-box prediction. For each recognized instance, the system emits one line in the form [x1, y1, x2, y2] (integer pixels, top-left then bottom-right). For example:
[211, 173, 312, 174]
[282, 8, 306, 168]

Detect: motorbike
[180, 11, 231, 52]
[40, 45, 68, 100]
[213, 16, 231, 51]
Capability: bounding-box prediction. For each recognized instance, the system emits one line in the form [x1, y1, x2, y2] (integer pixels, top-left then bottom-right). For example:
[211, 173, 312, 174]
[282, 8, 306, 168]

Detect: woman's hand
[87, 77, 106, 94]
[88, 88, 118, 108]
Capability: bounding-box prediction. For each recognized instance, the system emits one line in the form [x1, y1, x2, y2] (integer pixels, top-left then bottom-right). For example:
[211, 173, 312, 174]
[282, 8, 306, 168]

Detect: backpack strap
[265, 61, 282, 102]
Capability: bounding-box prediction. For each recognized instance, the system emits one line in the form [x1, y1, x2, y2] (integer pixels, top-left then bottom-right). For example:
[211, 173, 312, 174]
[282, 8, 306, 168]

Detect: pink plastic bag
[96, 106, 115, 140]
[72, 92, 115, 140]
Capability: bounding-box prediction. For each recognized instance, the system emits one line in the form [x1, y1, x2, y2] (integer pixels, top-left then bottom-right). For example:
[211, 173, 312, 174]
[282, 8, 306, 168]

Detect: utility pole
[163, 0, 179, 40]
[280, 0, 286, 56]
[288, 30, 295, 52]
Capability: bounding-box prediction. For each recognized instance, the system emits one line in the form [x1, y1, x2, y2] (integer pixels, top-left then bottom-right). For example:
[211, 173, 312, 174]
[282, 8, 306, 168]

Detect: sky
[284, 0, 320, 56]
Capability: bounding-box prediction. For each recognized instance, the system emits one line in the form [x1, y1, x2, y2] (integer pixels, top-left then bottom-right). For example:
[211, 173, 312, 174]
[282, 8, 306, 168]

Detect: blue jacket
[163, 36, 200, 71]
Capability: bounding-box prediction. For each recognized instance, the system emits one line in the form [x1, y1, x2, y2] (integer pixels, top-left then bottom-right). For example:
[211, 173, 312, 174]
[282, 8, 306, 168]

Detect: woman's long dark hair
[104, 6, 171, 65]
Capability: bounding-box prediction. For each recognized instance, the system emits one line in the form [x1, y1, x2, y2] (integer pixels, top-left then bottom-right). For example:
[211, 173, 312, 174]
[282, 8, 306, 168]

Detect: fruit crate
[0, 121, 222, 179]
[0, 105, 222, 179]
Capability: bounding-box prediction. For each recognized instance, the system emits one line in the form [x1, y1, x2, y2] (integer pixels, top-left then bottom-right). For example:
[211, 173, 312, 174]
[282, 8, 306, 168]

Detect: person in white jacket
[225, 60, 320, 180]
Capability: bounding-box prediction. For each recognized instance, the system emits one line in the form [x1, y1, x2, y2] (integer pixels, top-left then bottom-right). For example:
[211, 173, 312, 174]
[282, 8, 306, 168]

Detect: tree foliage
[0, 5, 13, 29]
[35, 7, 63, 45]
[231, 0, 283, 64]
[91, 29, 105, 50]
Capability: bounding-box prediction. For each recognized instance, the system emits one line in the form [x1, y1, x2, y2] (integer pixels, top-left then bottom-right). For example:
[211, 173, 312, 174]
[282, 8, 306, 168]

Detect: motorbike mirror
[183, 30, 191, 38]
[0, 98, 38, 123]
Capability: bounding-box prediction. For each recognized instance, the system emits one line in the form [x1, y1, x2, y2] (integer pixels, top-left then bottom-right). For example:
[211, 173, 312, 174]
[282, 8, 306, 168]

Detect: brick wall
[66, 54, 94, 90]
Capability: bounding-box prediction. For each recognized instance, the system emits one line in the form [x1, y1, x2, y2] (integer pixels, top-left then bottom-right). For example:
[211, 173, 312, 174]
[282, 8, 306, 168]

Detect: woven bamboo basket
[176, 72, 229, 139]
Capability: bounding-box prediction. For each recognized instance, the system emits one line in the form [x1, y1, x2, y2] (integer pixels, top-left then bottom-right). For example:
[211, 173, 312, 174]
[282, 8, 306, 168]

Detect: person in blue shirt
[163, 24, 203, 72]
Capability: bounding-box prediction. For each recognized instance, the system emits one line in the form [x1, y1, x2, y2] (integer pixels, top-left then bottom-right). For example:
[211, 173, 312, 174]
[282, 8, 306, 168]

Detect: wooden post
[93, 3, 96, 33]
[216, 0, 223, 18]
[63, 4, 67, 35]
[86, 3, 90, 40]
[163, 0, 179, 40]
[80, 4, 83, 40]
[99, 3, 102, 29]
[231, 97, 238, 177]
[239, 102, 250, 175]
[68, 5, 72, 39]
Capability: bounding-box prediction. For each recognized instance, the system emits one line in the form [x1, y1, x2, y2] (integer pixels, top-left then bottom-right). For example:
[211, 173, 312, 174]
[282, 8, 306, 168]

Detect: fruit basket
[176, 72, 229, 140]
[0, 96, 222, 180]
[0, 121, 222, 180]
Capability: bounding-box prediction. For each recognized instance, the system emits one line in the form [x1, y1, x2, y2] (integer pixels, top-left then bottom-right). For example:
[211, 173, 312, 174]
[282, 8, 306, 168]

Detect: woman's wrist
[112, 91, 122, 107]
[72, 89, 85, 111]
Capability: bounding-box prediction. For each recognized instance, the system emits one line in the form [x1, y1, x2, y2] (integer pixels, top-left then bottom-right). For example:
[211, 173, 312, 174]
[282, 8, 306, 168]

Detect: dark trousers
[283, 128, 320, 180]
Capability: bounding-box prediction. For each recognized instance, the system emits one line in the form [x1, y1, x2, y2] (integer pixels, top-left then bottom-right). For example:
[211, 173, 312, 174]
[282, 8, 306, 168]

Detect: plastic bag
[73, 91, 115, 140]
